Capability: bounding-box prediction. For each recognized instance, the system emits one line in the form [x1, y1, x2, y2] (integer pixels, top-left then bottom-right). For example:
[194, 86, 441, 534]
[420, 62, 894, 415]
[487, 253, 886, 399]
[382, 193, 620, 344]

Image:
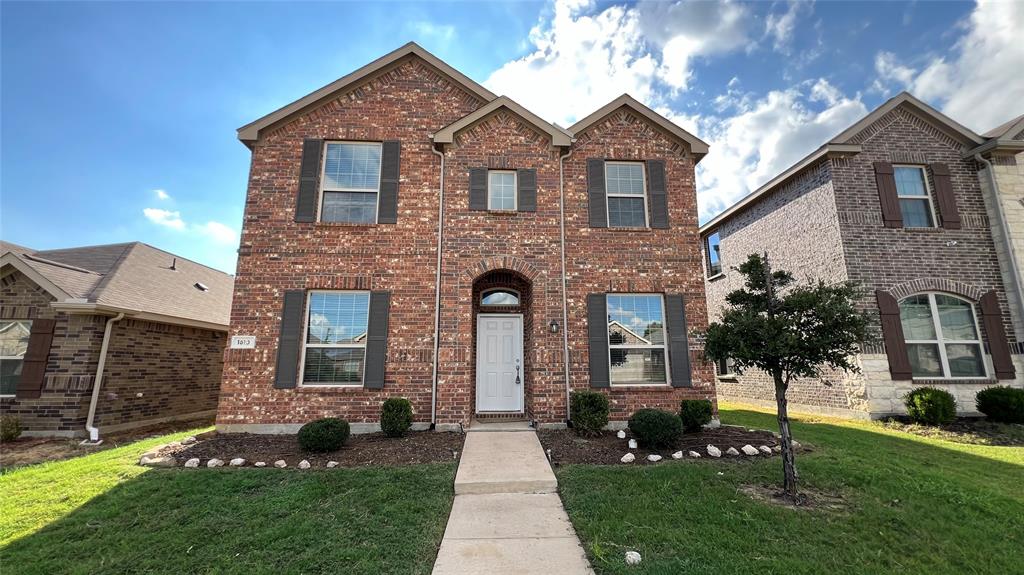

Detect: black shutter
[363, 291, 390, 389]
[377, 140, 400, 224]
[979, 291, 1016, 379]
[587, 293, 610, 388]
[469, 168, 488, 211]
[876, 291, 912, 380]
[665, 294, 691, 387]
[587, 159, 607, 228]
[16, 318, 55, 399]
[646, 159, 669, 229]
[517, 168, 537, 212]
[930, 163, 961, 230]
[873, 162, 902, 228]
[274, 291, 305, 389]
[296, 139, 322, 223]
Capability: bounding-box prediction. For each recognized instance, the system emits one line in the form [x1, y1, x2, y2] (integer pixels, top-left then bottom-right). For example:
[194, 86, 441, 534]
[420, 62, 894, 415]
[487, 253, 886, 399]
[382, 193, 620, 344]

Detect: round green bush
[297, 417, 350, 452]
[381, 397, 414, 437]
[627, 408, 682, 448]
[679, 399, 712, 433]
[0, 415, 22, 442]
[976, 386, 1024, 424]
[904, 387, 957, 426]
[570, 390, 609, 436]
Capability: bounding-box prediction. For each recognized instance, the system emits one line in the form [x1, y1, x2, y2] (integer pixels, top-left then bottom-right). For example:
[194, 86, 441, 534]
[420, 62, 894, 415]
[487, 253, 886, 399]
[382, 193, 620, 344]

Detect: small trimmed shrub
[627, 408, 682, 448]
[297, 417, 350, 452]
[0, 415, 21, 442]
[570, 390, 610, 436]
[679, 399, 713, 433]
[381, 397, 414, 437]
[976, 386, 1024, 424]
[904, 387, 957, 426]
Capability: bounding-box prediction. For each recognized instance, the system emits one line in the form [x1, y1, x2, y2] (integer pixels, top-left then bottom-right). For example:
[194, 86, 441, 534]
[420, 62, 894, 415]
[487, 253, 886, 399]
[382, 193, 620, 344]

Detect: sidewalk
[432, 427, 594, 575]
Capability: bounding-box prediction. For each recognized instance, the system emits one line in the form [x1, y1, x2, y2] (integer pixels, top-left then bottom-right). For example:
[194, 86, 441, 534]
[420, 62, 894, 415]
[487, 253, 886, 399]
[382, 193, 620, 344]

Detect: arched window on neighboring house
[480, 289, 520, 307]
[899, 293, 987, 379]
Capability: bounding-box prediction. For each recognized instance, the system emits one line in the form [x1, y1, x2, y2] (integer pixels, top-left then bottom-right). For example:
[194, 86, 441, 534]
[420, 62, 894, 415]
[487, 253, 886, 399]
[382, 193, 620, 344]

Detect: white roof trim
[433, 96, 573, 147]
[830, 92, 983, 146]
[50, 301, 229, 332]
[569, 94, 710, 158]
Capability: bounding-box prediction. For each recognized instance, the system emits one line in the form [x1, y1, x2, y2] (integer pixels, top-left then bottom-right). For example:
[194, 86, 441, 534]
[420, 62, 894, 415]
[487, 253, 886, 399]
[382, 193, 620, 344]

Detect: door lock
[515, 365, 521, 386]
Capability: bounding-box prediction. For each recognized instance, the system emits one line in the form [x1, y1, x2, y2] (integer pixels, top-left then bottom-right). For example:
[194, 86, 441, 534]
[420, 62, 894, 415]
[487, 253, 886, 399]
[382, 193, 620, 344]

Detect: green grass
[0, 428, 455, 574]
[558, 403, 1024, 575]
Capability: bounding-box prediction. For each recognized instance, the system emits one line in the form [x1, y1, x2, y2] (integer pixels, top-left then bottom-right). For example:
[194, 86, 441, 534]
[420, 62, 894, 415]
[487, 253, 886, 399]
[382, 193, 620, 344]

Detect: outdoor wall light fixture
[549, 320, 559, 334]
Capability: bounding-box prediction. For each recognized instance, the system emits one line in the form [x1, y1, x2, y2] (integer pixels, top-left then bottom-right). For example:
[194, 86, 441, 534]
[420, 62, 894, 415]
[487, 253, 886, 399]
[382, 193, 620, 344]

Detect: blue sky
[2, 1, 1021, 273]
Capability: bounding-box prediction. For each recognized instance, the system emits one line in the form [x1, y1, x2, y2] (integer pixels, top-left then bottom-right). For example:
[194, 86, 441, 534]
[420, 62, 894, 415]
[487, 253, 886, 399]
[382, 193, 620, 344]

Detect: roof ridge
[134, 241, 235, 277]
[84, 242, 137, 302]
[22, 253, 104, 275]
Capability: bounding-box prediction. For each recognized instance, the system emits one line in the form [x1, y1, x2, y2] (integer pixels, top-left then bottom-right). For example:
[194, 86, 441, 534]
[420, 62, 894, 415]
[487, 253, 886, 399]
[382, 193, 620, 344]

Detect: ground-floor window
[606, 294, 667, 385]
[0, 320, 32, 396]
[300, 291, 370, 386]
[899, 293, 986, 378]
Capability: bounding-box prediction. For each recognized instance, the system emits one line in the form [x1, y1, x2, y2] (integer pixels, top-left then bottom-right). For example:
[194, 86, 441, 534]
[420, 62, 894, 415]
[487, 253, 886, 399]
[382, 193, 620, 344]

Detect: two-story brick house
[217, 43, 715, 433]
[700, 92, 1022, 419]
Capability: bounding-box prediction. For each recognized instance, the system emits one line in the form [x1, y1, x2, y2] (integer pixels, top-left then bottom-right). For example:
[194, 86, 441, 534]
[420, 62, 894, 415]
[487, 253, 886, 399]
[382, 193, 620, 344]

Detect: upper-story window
[0, 320, 32, 396]
[605, 162, 647, 228]
[321, 142, 381, 224]
[899, 293, 986, 379]
[894, 166, 935, 228]
[705, 231, 722, 277]
[488, 171, 517, 211]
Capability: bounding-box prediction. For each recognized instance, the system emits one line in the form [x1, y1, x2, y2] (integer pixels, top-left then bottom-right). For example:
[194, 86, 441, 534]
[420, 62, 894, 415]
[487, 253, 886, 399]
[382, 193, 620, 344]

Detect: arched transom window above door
[481, 289, 520, 307]
[899, 293, 986, 379]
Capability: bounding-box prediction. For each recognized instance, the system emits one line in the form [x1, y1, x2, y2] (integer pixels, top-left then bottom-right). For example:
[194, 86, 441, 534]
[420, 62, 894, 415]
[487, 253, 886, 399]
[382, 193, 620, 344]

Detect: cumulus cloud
[143, 207, 237, 245]
[196, 221, 239, 245]
[764, 1, 810, 54]
[154, 189, 170, 201]
[870, 0, 1024, 132]
[143, 208, 185, 230]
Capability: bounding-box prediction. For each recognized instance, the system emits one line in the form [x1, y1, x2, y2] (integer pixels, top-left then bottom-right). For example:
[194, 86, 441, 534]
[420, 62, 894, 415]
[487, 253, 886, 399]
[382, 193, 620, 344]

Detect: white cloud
[764, 1, 809, 54]
[870, 0, 1024, 132]
[197, 221, 238, 245]
[143, 208, 185, 230]
[154, 189, 170, 201]
[408, 21, 456, 44]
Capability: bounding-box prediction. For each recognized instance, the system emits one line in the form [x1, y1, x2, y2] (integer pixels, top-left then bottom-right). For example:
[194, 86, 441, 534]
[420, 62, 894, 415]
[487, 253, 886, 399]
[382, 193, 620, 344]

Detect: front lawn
[557, 403, 1024, 575]
[0, 428, 456, 575]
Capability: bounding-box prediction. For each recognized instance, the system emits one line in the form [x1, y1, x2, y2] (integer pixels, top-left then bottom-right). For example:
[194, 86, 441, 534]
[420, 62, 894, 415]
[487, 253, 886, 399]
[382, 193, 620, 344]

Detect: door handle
[515, 365, 521, 386]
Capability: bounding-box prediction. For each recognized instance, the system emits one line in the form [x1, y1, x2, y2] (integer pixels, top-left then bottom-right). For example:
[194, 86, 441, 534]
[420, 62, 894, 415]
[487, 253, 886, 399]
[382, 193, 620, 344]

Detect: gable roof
[432, 96, 573, 147]
[982, 113, 1024, 139]
[1, 241, 233, 330]
[569, 94, 710, 160]
[237, 42, 497, 146]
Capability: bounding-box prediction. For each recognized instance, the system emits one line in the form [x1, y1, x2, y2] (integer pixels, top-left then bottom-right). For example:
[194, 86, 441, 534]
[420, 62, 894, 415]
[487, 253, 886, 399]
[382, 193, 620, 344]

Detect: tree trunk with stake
[764, 252, 799, 501]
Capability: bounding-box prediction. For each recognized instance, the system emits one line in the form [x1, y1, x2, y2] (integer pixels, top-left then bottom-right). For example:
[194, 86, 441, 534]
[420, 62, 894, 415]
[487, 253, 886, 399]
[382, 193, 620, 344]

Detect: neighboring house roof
[0, 241, 233, 331]
[570, 94, 710, 160]
[432, 96, 573, 147]
[607, 320, 652, 345]
[968, 113, 1024, 157]
[982, 113, 1024, 139]
[237, 42, 498, 146]
[699, 92, 985, 235]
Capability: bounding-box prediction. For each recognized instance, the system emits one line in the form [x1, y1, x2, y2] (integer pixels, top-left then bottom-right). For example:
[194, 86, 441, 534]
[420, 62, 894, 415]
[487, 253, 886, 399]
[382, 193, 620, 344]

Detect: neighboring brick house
[700, 92, 1023, 419]
[0, 241, 231, 438]
[218, 42, 715, 433]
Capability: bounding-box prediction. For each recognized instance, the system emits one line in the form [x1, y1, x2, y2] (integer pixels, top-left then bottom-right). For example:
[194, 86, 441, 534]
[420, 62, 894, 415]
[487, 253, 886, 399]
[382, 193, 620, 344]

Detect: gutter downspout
[430, 141, 446, 428]
[559, 145, 575, 424]
[82, 312, 125, 444]
[976, 153, 1024, 337]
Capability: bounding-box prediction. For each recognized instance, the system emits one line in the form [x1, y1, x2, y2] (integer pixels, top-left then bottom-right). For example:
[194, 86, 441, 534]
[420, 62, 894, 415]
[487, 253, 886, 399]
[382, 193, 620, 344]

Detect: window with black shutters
[300, 291, 371, 385]
[320, 142, 382, 224]
[604, 162, 648, 228]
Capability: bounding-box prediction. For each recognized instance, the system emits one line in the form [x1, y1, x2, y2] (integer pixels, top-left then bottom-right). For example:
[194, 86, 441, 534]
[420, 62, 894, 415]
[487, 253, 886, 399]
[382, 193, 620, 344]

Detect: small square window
[605, 162, 647, 228]
[488, 171, 517, 211]
[705, 231, 722, 276]
[894, 166, 935, 228]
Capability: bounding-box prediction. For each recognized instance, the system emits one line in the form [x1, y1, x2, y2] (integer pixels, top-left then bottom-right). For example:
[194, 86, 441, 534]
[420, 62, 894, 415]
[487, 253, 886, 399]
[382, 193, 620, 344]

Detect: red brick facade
[218, 52, 715, 432]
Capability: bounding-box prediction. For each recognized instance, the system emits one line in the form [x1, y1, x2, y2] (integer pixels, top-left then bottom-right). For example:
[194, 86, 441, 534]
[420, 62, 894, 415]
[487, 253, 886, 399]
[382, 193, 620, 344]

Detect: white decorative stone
[792, 441, 802, 450]
[647, 454, 662, 462]
[140, 455, 176, 467]
[181, 436, 197, 445]
[298, 460, 311, 469]
[206, 459, 224, 468]
[628, 439, 638, 449]
[326, 461, 339, 468]
[741, 445, 759, 456]
[617, 430, 627, 439]
[620, 453, 635, 463]
[671, 451, 684, 460]
[184, 458, 200, 468]
[254, 461, 267, 467]
[717, 471, 724, 476]
[274, 460, 287, 468]
[725, 447, 740, 456]
[688, 451, 701, 458]
[759, 446, 772, 454]
[229, 458, 246, 467]
[706, 445, 722, 458]
[773, 445, 782, 453]
[625, 551, 642, 565]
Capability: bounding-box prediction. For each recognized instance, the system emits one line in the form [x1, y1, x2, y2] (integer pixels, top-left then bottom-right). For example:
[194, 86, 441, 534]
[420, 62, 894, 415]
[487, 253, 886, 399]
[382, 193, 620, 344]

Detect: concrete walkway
[432, 427, 594, 575]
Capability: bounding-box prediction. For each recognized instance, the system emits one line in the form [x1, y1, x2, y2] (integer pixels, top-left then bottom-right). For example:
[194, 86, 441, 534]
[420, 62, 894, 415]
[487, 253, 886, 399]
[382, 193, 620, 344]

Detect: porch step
[453, 431, 557, 494]
[467, 419, 533, 432]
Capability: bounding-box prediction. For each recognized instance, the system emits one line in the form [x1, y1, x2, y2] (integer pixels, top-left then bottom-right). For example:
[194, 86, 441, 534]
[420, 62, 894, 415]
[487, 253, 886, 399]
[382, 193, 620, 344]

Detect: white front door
[476, 314, 523, 412]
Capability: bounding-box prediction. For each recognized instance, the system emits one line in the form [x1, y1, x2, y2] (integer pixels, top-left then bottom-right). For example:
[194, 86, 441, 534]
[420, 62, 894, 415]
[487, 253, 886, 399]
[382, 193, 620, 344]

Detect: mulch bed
[157, 430, 465, 468]
[879, 417, 1024, 446]
[538, 425, 796, 466]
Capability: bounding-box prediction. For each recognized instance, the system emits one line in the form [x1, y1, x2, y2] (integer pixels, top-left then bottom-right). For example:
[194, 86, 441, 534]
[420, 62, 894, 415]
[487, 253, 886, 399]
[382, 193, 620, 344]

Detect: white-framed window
[0, 320, 32, 396]
[320, 141, 382, 223]
[899, 293, 987, 379]
[481, 288, 520, 306]
[705, 231, 722, 276]
[299, 291, 370, 386]
[605, 162, 648, 228]
[606, 294, 668, 385]
[894, 165, 936, 228]
[716, 357, 736, 377]
[487, 170, 517, 211]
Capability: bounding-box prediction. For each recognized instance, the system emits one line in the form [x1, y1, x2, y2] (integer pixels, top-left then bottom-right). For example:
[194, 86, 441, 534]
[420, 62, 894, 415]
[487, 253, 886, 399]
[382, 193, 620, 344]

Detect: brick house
[218, 42, 715, 433]
[700, 92, 1023, 419]
[0, 241, 231, 438]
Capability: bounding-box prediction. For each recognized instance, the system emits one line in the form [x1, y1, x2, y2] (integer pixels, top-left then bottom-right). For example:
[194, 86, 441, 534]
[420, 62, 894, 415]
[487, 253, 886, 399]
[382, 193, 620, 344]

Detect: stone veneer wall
[978, 150, 1024, 340]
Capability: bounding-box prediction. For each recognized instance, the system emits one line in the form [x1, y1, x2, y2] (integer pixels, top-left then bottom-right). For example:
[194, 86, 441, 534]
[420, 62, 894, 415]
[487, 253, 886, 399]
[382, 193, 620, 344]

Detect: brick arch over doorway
[471, 269, 534, 419]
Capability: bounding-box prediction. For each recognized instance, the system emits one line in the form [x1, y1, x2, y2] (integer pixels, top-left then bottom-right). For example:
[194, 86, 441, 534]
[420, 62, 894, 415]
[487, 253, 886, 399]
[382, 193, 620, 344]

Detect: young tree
[704, 253, 873, 501]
